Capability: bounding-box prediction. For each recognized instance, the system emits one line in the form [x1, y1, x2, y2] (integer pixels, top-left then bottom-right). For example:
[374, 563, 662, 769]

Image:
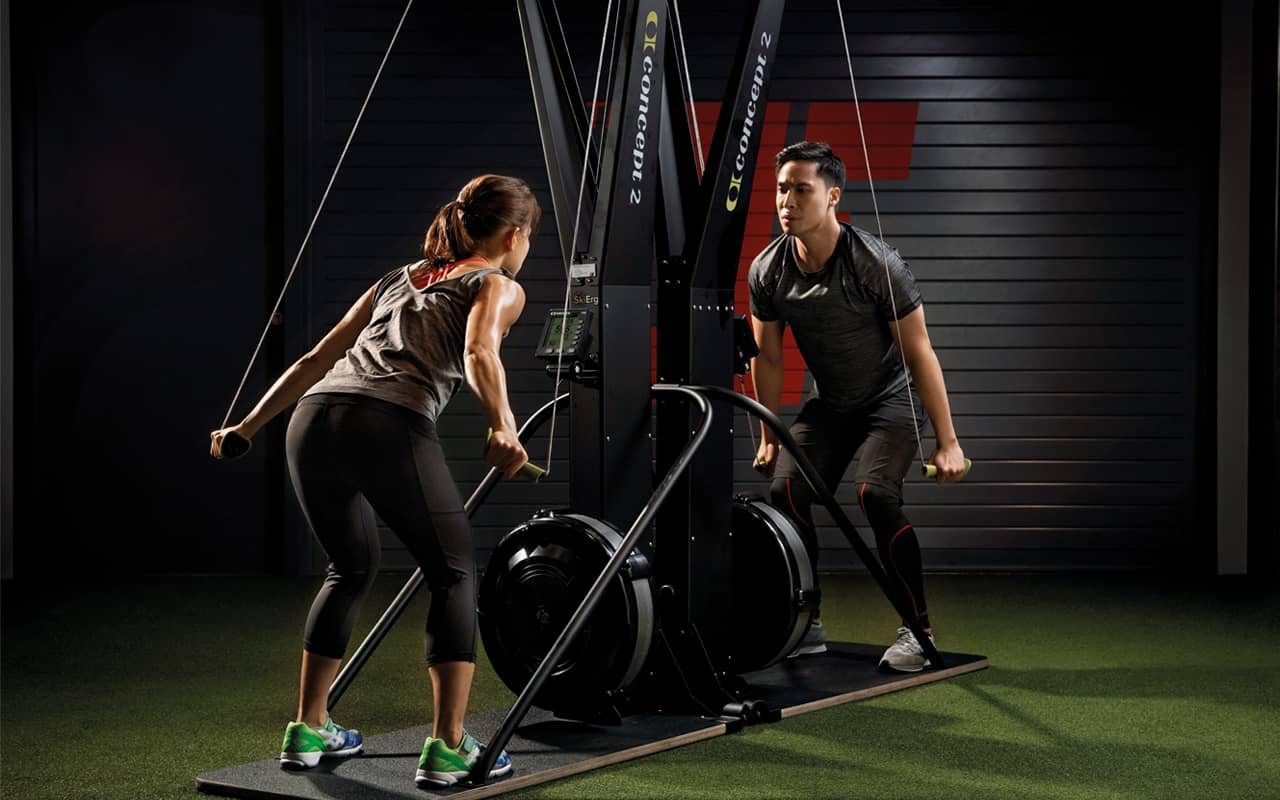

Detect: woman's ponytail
[423, 175, 541, 266]
[423, 199, 478, 267]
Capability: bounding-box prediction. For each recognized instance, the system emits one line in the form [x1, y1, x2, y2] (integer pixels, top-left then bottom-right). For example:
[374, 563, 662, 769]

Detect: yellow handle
[515, 462, 546, 482]
[923, 458, 972, 480]
[486, 429, 545, 482]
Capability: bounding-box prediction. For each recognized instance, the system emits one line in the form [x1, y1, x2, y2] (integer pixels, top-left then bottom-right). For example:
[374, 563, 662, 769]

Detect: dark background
[3, 0, 1276, 579]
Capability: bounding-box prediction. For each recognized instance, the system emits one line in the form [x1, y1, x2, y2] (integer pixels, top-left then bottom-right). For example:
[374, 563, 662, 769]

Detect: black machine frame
[328, 0, 952, 786]
[513, 0, 946, 702]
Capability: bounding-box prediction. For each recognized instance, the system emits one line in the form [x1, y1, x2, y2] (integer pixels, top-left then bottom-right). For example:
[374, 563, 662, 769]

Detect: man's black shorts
[774, 389, 925, 500]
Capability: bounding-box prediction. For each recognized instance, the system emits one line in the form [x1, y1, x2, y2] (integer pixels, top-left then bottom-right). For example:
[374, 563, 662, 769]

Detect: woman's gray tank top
[305, 262, 512, 421]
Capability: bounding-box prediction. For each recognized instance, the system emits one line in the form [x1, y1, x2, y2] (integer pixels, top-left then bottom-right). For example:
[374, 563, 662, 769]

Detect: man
[748, 141, 967, 672]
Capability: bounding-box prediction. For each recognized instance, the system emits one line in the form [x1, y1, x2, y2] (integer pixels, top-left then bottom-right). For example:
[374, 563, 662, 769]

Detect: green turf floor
[2, 573, 1278, 800]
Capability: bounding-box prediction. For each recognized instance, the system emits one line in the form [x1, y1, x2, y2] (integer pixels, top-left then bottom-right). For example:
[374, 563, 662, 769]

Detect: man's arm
[889, 305, 967, 483]
[750, 315, 786, 473]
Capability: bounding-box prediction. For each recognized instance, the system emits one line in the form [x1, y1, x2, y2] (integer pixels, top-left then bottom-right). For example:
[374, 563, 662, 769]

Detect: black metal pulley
[477, 511, 655, 717]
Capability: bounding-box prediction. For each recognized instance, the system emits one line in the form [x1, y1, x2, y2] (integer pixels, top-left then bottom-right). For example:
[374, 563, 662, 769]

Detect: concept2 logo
[629, 9, 661, 205]
[725, 30, 773, 212]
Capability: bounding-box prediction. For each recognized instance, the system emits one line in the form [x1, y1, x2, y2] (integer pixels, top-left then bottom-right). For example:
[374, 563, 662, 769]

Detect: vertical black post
[559, 0, 667, 527]
[1248, 0, 1279, 577]
[263, 0, 286, 574]
[0, 0, 13, 578]
[654, 0, 786, 665]
[655, 19, 700, 260]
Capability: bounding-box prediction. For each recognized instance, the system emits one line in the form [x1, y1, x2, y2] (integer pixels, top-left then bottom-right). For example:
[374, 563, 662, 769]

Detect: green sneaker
[279, 717, 363, 769]
[415, 731, 513, 787]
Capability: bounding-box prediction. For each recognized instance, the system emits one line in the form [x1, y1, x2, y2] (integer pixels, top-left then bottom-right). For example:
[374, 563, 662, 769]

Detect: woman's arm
[464, 274, 528, 477]
[210, 283, 377, 458]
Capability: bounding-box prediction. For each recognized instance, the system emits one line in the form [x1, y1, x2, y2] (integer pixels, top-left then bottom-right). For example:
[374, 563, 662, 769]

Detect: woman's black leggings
[286, 392, 477, 666]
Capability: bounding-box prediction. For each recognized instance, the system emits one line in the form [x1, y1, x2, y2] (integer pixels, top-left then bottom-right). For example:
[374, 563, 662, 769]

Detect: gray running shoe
[788, 619, 828, 657]
[878, 626, 934, 673]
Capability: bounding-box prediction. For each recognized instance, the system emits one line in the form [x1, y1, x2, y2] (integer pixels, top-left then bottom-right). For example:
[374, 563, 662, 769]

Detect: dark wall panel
[295, 0, 1215, 573]
[755, 1, 1212, 571]
[12, 0, 278, 576]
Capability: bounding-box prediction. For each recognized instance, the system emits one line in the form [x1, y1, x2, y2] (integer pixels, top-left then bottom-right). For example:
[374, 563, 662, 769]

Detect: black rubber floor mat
[196, 642, 987, 800]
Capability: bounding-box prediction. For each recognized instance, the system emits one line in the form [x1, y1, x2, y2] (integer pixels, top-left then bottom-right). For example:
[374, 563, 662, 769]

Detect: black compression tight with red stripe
[771, 476, 930, 629]
[858, 482, 930, 630]
[772, 477, 820, 570]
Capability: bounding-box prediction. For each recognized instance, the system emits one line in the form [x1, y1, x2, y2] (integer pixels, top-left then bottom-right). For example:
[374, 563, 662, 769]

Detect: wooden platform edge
[195, 775, 287, 800]
[779, 656, 990, 719]
[448, 722, 730, 800]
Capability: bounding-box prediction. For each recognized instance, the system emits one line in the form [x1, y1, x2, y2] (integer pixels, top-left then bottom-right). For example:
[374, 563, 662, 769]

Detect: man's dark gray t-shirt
[748, 223, 922, 414]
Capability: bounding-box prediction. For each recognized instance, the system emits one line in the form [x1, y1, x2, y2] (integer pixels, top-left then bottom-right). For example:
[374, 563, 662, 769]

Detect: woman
[210, 174, 539, 787]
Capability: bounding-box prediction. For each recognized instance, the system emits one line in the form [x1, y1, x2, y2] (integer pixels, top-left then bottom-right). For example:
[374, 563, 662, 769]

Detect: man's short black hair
[775, 141, 845, 190]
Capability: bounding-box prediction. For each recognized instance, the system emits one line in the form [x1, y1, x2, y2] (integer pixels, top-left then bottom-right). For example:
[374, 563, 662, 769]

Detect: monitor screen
[536, 310, 590, 358]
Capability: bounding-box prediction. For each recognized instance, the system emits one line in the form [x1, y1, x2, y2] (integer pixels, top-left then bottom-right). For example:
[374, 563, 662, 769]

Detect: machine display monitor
[535, 309, 592, 359]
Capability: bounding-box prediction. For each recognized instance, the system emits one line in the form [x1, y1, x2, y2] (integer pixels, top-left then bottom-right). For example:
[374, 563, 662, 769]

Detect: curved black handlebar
[468, 385, 714, 785]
